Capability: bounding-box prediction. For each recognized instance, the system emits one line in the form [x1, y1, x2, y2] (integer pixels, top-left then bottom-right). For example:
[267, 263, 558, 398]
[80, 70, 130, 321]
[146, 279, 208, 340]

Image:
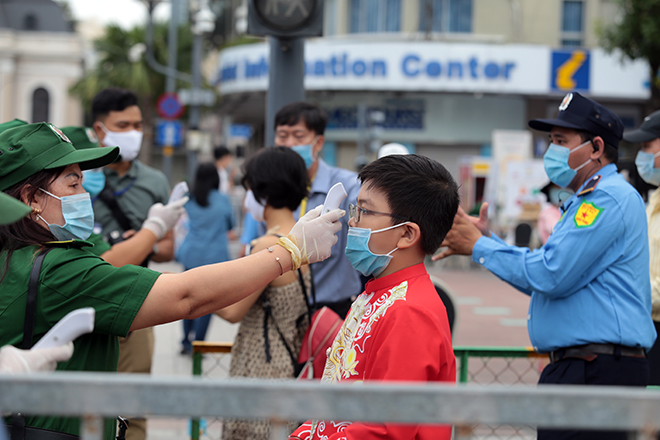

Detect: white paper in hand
[169, 181, 189, 205]
[32, 308, 95, 350]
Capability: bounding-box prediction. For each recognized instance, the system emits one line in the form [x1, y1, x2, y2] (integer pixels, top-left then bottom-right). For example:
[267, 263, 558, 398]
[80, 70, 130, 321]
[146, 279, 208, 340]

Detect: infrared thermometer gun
[322, 182, 347, 215]
[32, 308, 95, 350]
[169, 181, 189, 205]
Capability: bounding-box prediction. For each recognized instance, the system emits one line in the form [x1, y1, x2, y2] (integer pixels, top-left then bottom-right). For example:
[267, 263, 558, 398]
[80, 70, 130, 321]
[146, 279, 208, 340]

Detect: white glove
[142, 197, 189, 240]
[280, 205, 344, 268]
[0, 343, 73, 374]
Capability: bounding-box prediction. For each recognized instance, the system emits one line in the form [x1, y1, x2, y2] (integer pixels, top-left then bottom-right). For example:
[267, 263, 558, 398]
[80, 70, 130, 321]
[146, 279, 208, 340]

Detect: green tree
[599, 0, 660, 112]
[70, 22, 196, 117]
[69, 22, 197, 163]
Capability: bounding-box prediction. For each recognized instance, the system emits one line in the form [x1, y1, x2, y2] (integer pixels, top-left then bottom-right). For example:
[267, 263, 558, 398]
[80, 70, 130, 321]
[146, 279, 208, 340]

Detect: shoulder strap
[297, 269, 313, 326]
[308, 265, 317, 309]
[97, 181, 134, 231]
[22, 248, 52, 349]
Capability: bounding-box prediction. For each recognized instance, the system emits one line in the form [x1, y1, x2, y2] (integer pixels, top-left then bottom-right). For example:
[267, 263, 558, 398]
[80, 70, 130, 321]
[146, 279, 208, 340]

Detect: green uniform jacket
[0, 240, 160, 439]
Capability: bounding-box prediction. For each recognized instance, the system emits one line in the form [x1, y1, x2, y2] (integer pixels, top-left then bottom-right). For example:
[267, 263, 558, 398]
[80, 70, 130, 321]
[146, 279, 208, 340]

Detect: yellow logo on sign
[556, 51, 587, 90]
[574, 200, 603, 228]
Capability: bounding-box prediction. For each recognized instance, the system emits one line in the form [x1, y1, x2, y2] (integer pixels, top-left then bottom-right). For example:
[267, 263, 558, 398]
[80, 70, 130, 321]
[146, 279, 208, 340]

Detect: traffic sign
[178, 88, 216, 106]
[156, 92, 185, 120]
[156, 120, 184, 147]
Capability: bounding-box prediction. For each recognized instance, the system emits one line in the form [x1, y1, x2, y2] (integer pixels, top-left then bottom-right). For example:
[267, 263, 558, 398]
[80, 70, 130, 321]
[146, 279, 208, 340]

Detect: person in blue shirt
[437, 92, 657, 440]
[274, 102, 363, 318]
[176, 162, 235, 354]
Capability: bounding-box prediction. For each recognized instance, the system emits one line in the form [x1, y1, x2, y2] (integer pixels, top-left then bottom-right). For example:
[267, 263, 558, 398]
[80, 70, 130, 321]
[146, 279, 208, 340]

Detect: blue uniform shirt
[295, 159, 363, 304]
[473, 164, 657, 353]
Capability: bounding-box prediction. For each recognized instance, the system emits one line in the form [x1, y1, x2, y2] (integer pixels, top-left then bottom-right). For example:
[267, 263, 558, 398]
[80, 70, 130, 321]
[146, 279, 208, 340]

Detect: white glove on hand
[142, 197, 189, 240]
[282, 205, 344, 267]
[0, 343, 73, 374]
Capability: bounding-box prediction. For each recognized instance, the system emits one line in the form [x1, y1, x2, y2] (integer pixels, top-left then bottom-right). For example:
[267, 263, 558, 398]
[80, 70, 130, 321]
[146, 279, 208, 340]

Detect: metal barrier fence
[190, 342, 549, 439]
[2, 372, 660, 440]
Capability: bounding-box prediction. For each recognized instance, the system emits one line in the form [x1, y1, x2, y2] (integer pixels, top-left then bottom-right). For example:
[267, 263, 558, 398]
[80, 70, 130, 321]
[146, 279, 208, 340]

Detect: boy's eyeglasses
[348, 203, 409, 223]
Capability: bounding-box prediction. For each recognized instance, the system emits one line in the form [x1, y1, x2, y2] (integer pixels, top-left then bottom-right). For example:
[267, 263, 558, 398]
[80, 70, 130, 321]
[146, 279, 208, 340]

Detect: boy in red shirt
[290, 154, 459, 440]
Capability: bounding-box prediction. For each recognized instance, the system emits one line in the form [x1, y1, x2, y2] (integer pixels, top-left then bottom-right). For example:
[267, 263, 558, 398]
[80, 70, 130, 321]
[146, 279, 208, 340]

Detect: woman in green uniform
[0, 123, 343, 440]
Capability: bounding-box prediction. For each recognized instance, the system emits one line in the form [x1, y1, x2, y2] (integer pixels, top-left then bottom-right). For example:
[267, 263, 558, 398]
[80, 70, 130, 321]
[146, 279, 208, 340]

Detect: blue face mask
[82, 169, 106, 198]
[543, 140, 592, 188]
[345, 222, 410, 278]
[38, 189, 94, 241]
[635, 150, 660, 186]
[291, 137, 319, 169]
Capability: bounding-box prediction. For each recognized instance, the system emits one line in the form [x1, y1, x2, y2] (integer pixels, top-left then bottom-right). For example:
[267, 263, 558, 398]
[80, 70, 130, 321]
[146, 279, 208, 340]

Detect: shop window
[23, 13, 39, 31]
[32, 88, 50, 123]
[349, 0, 401, 33]
[561, 0, 584, 47]
[418, 0, 472, 33]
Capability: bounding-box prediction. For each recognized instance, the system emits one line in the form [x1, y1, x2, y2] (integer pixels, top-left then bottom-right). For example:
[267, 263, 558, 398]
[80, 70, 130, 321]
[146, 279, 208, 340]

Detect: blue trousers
[537, 352, 649, 440]
[181, 314, 212, 352]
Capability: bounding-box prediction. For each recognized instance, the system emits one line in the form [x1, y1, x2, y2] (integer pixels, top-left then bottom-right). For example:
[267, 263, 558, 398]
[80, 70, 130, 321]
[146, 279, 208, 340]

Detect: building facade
[0, 0, 84, 127]
[214, 0, 648, 182]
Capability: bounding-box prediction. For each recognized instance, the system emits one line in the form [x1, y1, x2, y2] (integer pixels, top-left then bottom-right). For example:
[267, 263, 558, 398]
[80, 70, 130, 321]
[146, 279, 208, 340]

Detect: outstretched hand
[462, 202, 491, 238]
[433, 208, 485, 261]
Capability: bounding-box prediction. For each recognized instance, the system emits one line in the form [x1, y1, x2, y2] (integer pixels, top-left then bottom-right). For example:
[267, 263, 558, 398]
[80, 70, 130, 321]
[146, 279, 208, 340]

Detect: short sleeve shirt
[0, 241, 160, 438]
[93, 160, 170, 234]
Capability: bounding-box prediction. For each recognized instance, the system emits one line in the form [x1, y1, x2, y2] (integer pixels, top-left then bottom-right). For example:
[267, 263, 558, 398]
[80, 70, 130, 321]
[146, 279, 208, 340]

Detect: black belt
[6, 425, 80, 440]
[548, 343, 646, 363]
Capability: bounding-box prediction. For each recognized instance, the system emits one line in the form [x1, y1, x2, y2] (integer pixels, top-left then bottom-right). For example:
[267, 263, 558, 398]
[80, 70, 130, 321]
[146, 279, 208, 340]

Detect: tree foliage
[599, 0, 660, 110]
[69, 22, 196, 122]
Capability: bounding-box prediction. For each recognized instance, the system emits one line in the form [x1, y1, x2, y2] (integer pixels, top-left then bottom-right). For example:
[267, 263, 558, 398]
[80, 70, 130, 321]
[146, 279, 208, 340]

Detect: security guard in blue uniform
[438, 92, 657, 440]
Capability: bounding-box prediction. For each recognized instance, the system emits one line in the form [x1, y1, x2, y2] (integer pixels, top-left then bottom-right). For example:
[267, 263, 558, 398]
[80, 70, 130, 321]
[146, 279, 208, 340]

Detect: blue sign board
[156, 120, 184, 147]
[551, 50, 590, 92]
[229, 124, 253, 138]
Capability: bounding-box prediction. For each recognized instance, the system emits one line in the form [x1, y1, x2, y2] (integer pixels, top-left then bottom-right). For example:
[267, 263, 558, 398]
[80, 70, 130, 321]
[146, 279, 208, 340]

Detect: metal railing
[1, 372, 660, 440]
[189, 343, 548, 439]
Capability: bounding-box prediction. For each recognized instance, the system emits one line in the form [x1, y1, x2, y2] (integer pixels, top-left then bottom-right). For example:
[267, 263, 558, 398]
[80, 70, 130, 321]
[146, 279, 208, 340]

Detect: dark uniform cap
[0, 192, 32, 225]
[528, 92, 624, 148]
[623, 109, 660, 143]
[61, 126, 100, 150]
[0, 122, 119, 191]
[0, 119, 28, 133]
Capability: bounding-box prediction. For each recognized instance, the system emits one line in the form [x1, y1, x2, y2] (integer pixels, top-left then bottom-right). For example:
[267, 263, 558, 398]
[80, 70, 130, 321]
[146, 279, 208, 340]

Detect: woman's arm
[131, 244, 291, 330]
[130, 206, 343, 331]
[215, 236, 285, 323]
[100, 229, 158, 267]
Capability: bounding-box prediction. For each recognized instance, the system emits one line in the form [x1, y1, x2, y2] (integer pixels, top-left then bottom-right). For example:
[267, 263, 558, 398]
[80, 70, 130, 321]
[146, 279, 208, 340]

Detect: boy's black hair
[213, 145, 232, 161]
[274, 102, 327, 136]
[91, 88, 139, 122]
[192, 162, 220, 207]
[358, 154, 459, 255]
[241, 147, 309, 211]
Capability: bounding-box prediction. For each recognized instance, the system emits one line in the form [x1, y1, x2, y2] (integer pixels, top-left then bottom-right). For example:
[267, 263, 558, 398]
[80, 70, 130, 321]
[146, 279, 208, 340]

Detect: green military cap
[0, 119, 28, 133]
[0, 192, 32, 225]
[61, 126, 100, 150]
[0, 122, 119, 191]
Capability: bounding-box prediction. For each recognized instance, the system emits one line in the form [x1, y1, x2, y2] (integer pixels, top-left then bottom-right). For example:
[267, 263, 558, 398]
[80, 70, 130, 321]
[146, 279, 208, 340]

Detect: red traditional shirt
[290, 263, 455, 440]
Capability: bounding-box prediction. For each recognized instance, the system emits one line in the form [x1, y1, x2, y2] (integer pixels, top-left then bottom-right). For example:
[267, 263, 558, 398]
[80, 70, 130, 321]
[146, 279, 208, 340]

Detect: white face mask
[244, 190, 265, 222]
[98, 122, 143, 162]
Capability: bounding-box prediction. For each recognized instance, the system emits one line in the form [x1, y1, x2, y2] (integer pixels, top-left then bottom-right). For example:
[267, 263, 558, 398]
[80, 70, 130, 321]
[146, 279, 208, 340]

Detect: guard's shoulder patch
[578, 174, 602, 197]
[574, 200, 604, 228]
